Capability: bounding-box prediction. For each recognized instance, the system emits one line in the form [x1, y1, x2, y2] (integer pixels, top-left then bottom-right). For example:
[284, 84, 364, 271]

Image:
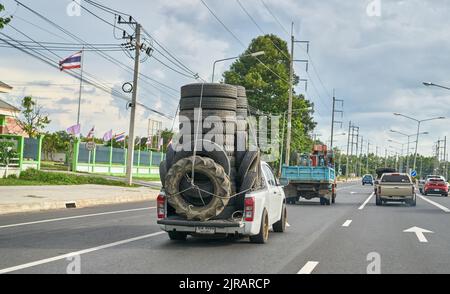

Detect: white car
[157, 162, 287, 244]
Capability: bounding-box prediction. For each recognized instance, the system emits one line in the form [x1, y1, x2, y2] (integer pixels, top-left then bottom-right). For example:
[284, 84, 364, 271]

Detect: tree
[42, 131, 71, 161]
[223, 34, 317, 159]
[16, 96, 51, 138]
[0, 4, 12, 29]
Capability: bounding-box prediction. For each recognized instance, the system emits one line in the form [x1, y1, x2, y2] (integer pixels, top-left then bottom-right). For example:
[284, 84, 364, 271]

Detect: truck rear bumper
[380, 195, 414, 202]
[157, 218, 251, 235]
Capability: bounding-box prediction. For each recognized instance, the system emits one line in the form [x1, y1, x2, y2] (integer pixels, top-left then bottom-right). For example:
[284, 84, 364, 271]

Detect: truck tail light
[244, 197, 255, 222]
[157, 194, 165, 219]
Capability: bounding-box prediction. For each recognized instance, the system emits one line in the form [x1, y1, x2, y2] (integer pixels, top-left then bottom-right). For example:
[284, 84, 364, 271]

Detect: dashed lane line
[297, 261, 319, 274]
[342, 220, 353, 227]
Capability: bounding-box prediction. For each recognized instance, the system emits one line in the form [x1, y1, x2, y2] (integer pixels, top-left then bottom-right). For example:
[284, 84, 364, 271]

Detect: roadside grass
[107, 173, 161, 181]
[0, 169, 137, 187]
[40, 161, 68, 171]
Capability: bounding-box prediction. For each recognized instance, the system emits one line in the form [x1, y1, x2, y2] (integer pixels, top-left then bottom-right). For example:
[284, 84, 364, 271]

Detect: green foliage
[0, 4, 12, 29]
[42, 131, 71, 160]
[0, 141, 18, 166]
[223, 34, 317, 159]
[16, 96, 51, 138]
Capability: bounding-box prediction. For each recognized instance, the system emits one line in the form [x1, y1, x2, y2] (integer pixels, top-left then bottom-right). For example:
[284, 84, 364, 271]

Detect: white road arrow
[403, 227, 434, 243]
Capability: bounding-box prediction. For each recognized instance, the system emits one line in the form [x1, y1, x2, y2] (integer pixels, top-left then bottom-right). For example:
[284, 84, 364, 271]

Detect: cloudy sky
[0, 0, 449, 157]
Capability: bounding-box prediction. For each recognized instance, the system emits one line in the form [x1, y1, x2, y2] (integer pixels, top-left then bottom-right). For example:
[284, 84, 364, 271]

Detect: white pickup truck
[157, 162, 287, 244]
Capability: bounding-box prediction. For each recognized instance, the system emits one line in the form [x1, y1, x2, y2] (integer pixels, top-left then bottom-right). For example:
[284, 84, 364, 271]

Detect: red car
[423, 178, 449, 196]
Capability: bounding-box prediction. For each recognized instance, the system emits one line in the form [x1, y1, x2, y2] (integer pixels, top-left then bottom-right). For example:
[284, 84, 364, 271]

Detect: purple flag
[103, 130, 113, 142]
[67, 124, 81, 136]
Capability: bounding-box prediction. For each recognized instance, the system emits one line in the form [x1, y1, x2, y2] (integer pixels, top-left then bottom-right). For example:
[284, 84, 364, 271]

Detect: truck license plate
[195, 227, 216, 234]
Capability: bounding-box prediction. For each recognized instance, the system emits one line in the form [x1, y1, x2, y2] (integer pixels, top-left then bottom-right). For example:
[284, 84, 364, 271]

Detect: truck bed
[281, 165, 336, 184]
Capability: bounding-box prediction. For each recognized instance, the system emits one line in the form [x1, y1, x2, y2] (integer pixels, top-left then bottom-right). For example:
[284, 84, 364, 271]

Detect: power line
[259, 0, 290, 36]
[80, 0, 202, 80]
[13, 0, 181, 98]
[0, 32, 174, 119]
[235, 0, 290, 60]
[199, 0, 289, 84]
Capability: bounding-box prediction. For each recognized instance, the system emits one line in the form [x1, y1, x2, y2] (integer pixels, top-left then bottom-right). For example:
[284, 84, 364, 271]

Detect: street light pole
[423, 82, 450, 91]
[394, 113, 445, 172]
[211, 51, 265, 83]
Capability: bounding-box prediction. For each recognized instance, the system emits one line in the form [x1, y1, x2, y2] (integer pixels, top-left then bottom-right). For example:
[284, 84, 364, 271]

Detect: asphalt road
[1, 181, 449, 274]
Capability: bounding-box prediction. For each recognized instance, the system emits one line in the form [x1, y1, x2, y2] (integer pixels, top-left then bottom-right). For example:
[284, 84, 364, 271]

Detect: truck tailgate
[380, 183, 413, 196]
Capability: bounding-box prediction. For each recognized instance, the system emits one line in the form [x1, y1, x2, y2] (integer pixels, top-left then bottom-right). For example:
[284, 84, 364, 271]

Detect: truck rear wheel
[320, 197, 331, 206]
[250, 209, 269, 244]
[273, 205, 287, 233]
[168, 231, 188, 241]
[375, 195, 382, 206]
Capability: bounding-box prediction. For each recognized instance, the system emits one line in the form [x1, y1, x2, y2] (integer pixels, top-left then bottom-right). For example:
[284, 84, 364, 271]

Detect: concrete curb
[0, 192, 159, 215]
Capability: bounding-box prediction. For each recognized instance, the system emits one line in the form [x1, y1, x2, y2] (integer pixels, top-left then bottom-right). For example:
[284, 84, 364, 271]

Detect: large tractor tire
[237, 150, 260, 186]
[179, 109, 237, 121]
[165, 156, 231, 221]
[180, 96, 237, 111]
[159, 160, 168, 188]
[181, 83, 238, 99]
[172, 141, 234, 176]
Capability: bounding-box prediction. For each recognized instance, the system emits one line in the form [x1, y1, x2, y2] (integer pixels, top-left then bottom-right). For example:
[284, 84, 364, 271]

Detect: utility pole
[355, 129, 360, 176]
[385, 148, 388, 168]
[285, 22, 295, 166]
[330, 90, 344, 152]
[444, 136, 448, 180]
[359, 136, 363, 177]
[125, 22, 142, 186]
[375, 145, 379, 171]
[346, 121, 351, 181]
[366, 140, 370, 174]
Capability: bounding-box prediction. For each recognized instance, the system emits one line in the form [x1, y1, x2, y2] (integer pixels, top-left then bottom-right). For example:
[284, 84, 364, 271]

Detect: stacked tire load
[159, 83, 261, 221]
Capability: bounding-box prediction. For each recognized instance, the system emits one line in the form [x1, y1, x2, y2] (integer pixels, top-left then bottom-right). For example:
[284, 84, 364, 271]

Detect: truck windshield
[381, 175, 410, 183]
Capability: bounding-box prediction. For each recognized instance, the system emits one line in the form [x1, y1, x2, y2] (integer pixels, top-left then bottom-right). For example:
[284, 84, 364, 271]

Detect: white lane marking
[297, 261, 319, 274]
[358, 193, 375, 210]
[0, 207, 156, 229]
[342, 220, 352, 227]
[0, 231, 165, 274]
[418, 195, 450, 213]
[403, 226, 434, 243]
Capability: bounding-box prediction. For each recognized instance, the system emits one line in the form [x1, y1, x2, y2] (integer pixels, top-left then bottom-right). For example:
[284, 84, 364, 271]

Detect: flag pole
[76, 47, 85, 126]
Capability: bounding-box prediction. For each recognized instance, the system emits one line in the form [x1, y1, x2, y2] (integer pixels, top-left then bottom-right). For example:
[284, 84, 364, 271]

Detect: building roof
[0, 81, 13, 93]
[0, 98, 20, 112]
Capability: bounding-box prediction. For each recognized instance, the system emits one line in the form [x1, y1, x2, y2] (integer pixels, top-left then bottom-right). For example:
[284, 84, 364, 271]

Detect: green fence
[71, 138, 165, 176]
[0, 134, 43, 177]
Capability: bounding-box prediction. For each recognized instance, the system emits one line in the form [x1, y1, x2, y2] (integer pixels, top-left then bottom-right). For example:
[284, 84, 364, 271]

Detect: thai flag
[67, 124, 81, 136]
[86, 126, 95, 139]
[59, 51, 82, 71]
[114, 132, 126, 142]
